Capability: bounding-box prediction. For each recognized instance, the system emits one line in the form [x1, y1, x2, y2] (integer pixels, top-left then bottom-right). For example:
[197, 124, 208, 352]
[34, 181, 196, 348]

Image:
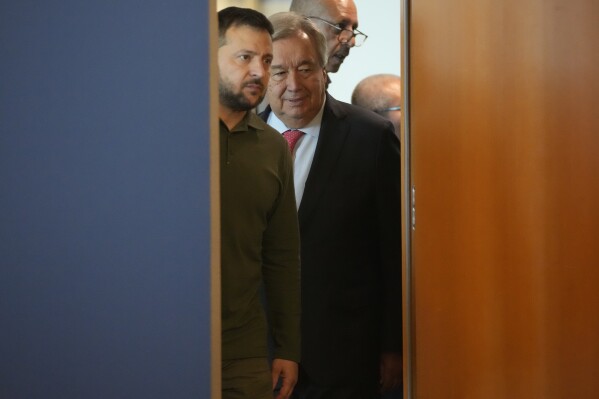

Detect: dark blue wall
[1, 1, 213, 397]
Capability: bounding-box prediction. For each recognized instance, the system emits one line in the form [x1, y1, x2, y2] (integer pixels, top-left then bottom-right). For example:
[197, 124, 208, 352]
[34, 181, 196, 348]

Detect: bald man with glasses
[290, 0, 367, 76]
[352, 74, 402, 139]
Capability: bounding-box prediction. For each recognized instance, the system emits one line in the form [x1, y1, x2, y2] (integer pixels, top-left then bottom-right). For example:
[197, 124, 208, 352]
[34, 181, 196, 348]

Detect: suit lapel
[298, 95, 349, 224]
[258, 97, 350, 226]
[258, 105, 271, 123]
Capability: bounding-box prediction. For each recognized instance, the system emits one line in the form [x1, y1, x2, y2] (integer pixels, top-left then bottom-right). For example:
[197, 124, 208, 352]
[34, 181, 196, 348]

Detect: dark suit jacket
[261, 94, 402, 386]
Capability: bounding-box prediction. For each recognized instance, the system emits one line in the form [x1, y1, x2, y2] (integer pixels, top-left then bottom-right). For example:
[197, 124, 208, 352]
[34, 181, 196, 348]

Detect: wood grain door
[405, 0, 599, 397]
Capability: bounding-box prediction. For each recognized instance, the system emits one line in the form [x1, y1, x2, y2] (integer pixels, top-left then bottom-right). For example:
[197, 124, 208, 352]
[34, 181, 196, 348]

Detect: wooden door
[405, 0, 599, 397]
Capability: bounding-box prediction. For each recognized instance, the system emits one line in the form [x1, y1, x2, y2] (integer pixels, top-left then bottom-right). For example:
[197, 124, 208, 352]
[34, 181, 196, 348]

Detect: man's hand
[272, 358, 298, 399]
[380, 352, 403, 393]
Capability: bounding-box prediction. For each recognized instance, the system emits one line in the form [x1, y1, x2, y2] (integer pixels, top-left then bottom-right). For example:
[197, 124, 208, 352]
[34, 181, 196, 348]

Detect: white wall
[327, 0, 402, 103]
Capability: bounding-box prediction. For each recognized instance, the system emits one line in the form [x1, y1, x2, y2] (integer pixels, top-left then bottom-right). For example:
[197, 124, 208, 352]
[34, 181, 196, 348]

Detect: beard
[326, 44, 350, 73]
[219, 77, 265, 111]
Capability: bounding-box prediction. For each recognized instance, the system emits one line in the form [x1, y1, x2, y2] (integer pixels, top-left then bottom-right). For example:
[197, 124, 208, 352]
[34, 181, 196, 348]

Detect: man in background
[290, 0, 366, 82]
[218, 7, 300, 399]
[262, 12, 403, 399]
[352, 74, 402, 138]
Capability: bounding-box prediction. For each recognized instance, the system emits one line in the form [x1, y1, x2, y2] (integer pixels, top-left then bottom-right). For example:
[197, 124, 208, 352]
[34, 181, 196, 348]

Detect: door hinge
[411, 185, 416, 231]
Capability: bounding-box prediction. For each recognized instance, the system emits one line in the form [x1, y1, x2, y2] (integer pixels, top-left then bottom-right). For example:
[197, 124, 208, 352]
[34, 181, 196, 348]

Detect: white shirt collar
[266, 96, 326, 138]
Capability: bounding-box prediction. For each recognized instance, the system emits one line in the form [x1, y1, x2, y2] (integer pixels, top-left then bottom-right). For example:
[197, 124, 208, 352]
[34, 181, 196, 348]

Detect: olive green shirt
[220, 111, 301, 362]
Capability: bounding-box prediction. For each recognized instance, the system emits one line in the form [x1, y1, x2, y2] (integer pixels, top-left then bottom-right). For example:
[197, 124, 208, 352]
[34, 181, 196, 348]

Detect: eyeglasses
[374, 106, 401, 114]
[307, 16, 368, 47]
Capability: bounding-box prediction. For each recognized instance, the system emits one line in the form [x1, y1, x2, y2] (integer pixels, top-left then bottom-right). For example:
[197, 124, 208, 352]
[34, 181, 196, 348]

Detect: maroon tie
[283, 129, 304, 152]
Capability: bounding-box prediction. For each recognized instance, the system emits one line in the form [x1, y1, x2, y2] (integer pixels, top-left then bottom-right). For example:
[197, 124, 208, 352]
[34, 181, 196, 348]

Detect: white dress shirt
[266, 99, 326, 208]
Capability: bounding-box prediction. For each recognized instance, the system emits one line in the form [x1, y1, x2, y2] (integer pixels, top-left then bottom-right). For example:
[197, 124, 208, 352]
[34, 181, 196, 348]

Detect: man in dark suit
[261, 12, 403, 399]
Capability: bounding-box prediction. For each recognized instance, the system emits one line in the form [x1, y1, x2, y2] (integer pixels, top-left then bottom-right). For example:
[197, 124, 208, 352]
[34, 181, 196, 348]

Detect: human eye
[298, 65, 314, 76]
[271, 69, 288, 82]
[237, 53, 251, 62]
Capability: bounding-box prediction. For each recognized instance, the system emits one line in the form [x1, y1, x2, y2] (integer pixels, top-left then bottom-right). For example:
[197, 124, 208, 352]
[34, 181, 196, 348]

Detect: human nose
[249, 58, 267, 78]
[338, 31, 356, 48]
[285, 70, 301, 91]
[344, 36, 356, 48]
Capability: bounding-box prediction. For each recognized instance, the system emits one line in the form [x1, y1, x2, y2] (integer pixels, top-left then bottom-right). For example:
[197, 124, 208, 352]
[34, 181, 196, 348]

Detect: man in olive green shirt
[218, 7, 301, 399]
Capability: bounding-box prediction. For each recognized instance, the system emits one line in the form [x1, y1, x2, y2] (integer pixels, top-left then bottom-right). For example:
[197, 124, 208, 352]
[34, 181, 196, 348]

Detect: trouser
[291, 367, 381, 399]
[222, 357, 272, 399]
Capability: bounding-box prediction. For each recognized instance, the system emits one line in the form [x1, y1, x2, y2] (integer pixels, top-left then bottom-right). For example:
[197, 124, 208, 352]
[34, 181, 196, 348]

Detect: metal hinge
[411, 185, 416, 231]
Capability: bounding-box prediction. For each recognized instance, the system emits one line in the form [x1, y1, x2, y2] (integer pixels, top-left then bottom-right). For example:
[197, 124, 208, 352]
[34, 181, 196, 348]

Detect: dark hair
[218, 7, 274, 47]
